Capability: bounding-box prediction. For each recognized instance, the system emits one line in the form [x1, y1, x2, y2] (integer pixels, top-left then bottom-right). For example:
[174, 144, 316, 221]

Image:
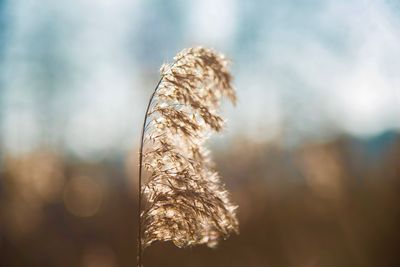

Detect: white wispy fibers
[137, 47, 239, 265]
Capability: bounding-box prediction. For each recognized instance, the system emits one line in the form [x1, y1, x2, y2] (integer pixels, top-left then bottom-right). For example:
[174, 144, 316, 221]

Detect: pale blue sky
[0, 0, 399, 158]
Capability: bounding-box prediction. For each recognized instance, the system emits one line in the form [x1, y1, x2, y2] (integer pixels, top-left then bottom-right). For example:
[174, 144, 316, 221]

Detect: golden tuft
[139, 47, 239, 251]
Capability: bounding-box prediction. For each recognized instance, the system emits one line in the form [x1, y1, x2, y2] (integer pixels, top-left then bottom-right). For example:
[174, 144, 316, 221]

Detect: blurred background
[1, 0, 400, 266]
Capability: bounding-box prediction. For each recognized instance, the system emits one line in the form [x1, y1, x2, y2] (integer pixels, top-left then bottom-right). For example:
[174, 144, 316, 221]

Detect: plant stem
[138, 59, 181, 266]
[138, 77, 164, 267]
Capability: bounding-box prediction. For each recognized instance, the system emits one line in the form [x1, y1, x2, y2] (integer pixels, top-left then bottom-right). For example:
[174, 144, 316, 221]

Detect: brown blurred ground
[1, 134, 399, 267]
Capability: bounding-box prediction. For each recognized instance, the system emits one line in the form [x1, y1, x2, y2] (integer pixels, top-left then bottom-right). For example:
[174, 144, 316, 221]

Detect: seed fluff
[139, 47, 239, 251]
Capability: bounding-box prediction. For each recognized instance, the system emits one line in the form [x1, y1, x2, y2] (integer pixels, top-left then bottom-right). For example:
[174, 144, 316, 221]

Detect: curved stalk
[138, 77, 163, 267]
[138, 59, 181, 266]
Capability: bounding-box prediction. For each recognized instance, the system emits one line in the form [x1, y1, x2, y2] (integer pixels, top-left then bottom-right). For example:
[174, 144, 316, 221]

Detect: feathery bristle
[140, 47, 239, 249]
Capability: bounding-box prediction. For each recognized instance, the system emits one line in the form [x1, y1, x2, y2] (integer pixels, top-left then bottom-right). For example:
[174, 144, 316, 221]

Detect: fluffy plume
[139, 47, 239, 250]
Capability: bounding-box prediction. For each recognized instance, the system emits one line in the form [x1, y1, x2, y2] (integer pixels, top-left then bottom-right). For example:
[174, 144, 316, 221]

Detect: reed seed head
[141, 47, 239, 249]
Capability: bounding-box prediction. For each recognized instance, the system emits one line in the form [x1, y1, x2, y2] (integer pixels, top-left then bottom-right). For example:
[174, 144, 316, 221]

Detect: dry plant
[137, 47, 239, 266]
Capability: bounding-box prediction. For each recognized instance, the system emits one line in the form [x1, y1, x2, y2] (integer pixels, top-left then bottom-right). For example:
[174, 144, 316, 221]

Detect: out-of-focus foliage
[1, 134, 399, 267]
